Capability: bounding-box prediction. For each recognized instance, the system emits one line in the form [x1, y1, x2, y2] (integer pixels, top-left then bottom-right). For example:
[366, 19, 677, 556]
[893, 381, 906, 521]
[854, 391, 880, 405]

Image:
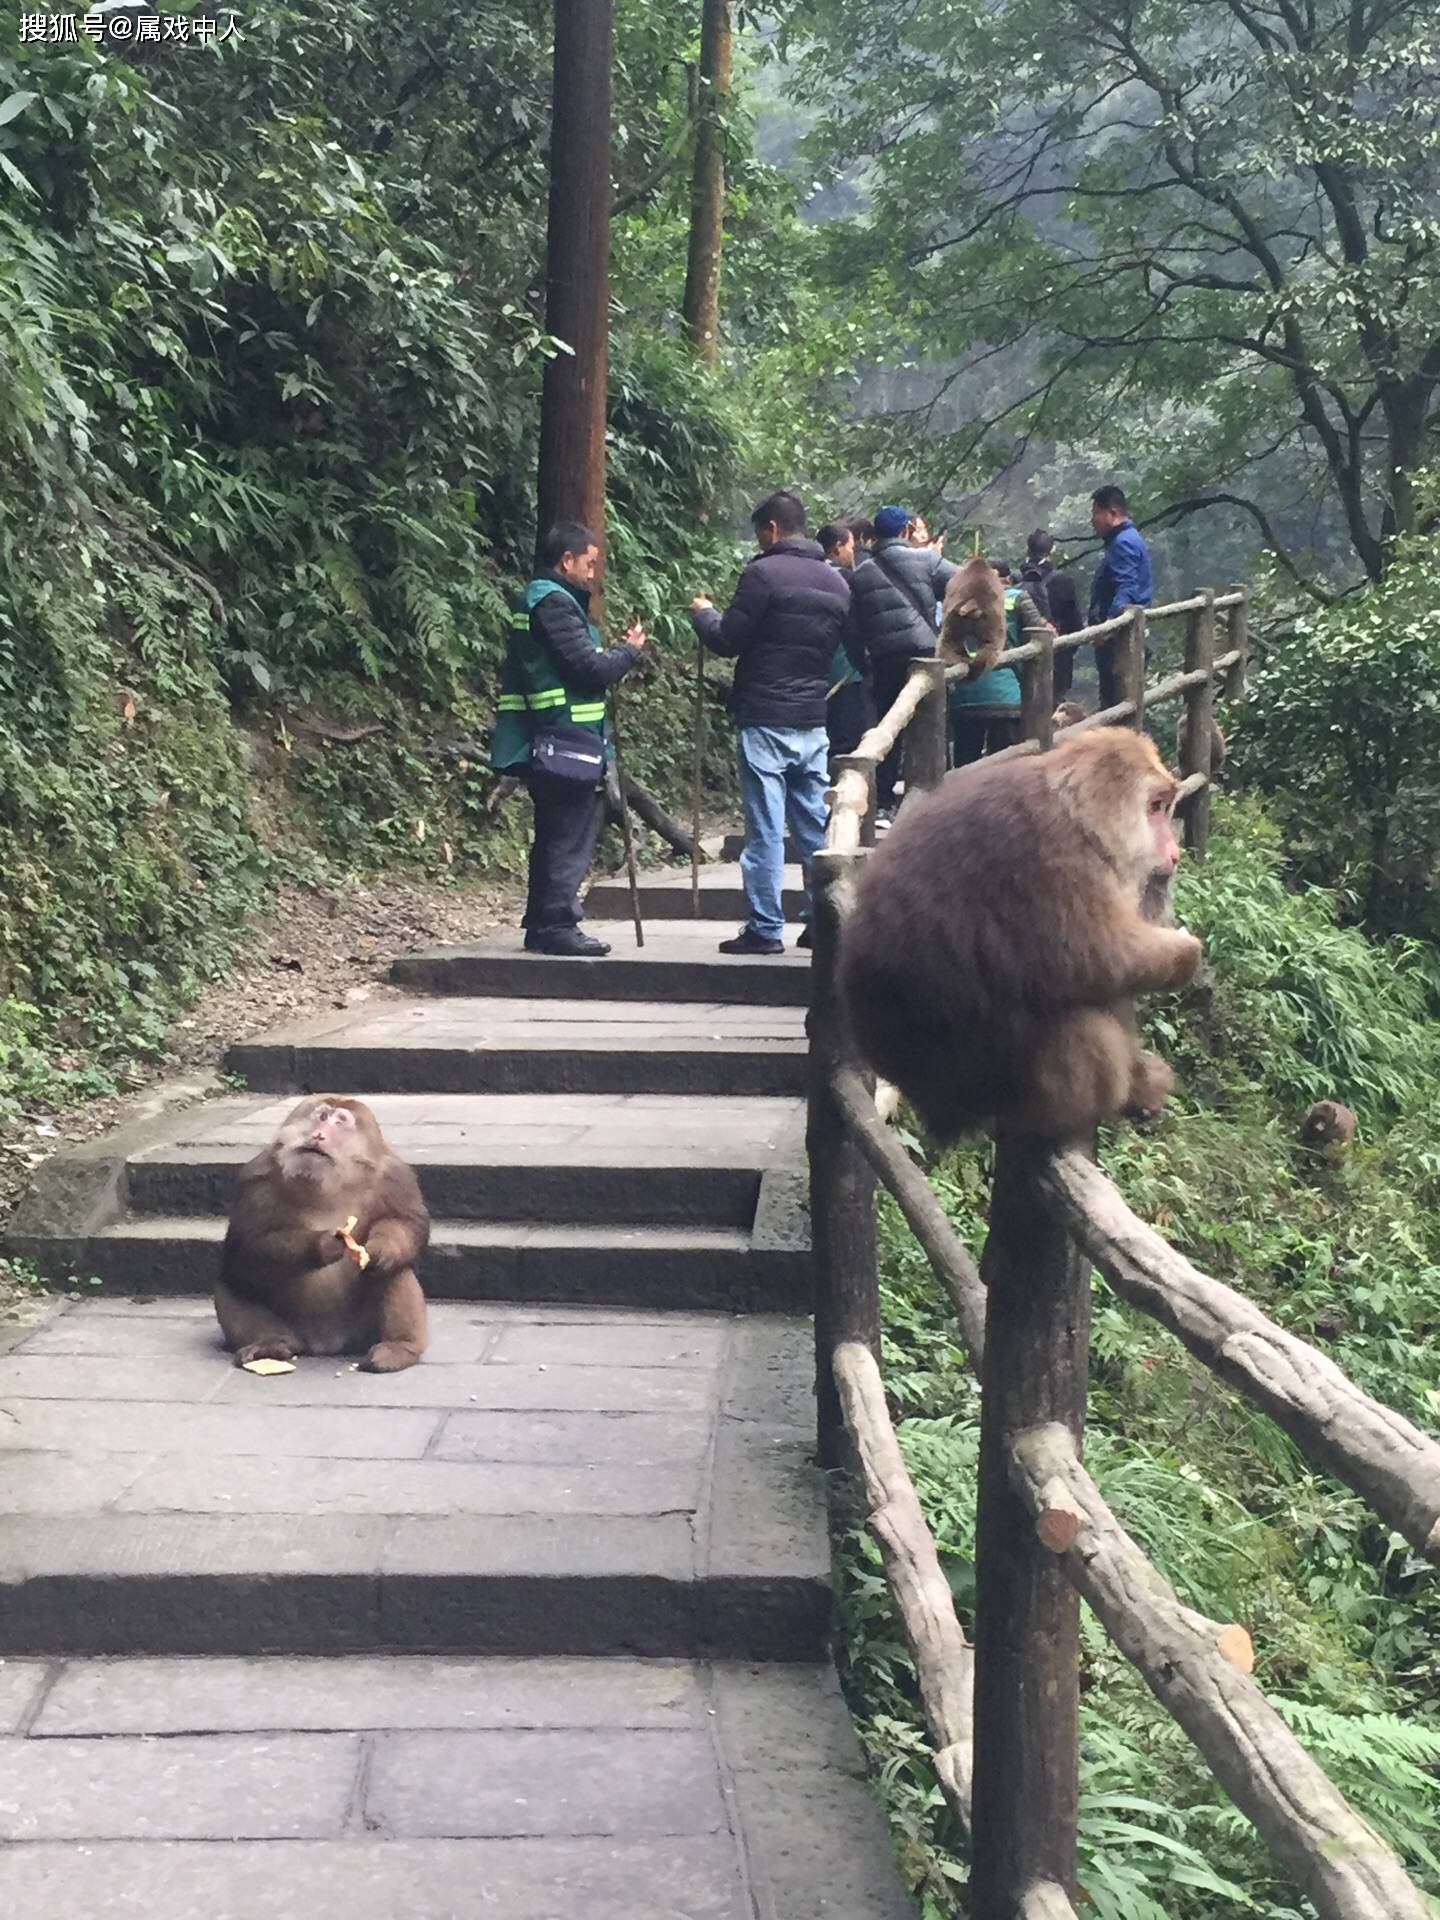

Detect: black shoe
[718, 928, 785, 956]
[525, 928, 612, 957]
[795, 927, 813, 950]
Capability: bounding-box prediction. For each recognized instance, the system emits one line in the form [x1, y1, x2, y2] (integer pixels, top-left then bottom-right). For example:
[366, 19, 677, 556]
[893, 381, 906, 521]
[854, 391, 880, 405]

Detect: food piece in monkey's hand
[216, 1095, 430, 1374]
[938, 556, 1006, 680]
[338, 1215, 370, 1269]
[839, 729, 1202, 1142]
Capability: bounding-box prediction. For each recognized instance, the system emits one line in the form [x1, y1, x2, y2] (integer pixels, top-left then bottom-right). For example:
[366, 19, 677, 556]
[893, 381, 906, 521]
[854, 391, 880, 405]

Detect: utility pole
[536, 0, 613, 607]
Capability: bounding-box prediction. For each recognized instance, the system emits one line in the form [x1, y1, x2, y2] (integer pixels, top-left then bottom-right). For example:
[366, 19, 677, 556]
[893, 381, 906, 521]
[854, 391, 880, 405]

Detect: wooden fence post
[902, 658, 950, 793]
[1019, 627, 1055, 749]
[807, 848, 879, 1469]
[1224, 587, 1249, 700]
[1119, 605, 1147, 728]
[833, 754, 878, 846]
[1180, 588, 1216, 855]
[970, 1134, 1091, 1918]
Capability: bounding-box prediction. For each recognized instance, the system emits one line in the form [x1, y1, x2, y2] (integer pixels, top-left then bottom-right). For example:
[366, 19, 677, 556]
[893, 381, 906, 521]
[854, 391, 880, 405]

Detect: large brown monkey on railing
[216, 1096, 430, 1372]
[937, 555, 1006, 676]
[838, 730, 1201, 1140]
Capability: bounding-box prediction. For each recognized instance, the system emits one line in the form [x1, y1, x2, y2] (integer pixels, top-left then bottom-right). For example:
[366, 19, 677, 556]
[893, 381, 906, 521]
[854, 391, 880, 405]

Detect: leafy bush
[1235, 508, 1440, 939]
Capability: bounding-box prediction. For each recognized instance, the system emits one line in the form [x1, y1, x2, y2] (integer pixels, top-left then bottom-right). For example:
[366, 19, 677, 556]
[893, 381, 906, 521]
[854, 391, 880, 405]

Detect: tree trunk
[536, 0, 613, 605]
[681, 0, 732, 364]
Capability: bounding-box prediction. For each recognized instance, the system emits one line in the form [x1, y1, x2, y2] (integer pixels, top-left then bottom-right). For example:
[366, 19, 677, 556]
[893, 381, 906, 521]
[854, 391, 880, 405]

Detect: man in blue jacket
[491, 522, 645, 957]
[1088, 485, 1153, 710]
[691, 490, 851, 955]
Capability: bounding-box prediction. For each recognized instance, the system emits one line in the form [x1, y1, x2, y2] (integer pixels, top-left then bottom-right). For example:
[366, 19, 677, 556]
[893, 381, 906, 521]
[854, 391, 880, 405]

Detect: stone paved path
[1, 862, 916, 1916]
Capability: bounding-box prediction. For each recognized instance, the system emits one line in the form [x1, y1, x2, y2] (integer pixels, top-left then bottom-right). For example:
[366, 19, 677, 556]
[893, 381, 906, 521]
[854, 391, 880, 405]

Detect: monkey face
[275, 1096, 380, 1180]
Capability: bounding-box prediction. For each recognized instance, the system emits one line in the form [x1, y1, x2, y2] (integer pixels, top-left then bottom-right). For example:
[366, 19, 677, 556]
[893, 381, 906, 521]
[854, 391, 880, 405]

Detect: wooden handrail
[1008, 1424, 1431, 1920]
[835, 1341, 976, 1829]
[829, 585, 1244, 852]
[1042, 1150, 1440, 1562]
[810, 582, 1273, 1909]
[831, 1066, 987, 1361]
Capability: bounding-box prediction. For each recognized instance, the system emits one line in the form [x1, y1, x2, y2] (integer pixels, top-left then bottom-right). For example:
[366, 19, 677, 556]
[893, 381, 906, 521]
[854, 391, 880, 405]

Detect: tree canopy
[785, 0, 1440, 585]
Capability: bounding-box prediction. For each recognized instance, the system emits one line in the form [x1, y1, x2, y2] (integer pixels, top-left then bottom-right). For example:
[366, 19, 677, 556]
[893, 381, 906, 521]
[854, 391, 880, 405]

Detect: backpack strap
[869, 546, 939, 636]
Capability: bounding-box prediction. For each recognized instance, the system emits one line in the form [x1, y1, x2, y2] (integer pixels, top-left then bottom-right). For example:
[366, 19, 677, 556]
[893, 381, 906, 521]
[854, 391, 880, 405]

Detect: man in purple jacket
[1088, 484, 1154, 709]
[691, 491, 851, 955]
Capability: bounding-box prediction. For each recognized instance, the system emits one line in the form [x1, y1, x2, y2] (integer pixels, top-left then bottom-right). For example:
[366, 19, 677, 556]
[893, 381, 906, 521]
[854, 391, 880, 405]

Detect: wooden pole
[807, 849, 879, 1469]
[970, 1134, 1090, 1918]
[681, 0, 732, 363]
[1120, 605, 1147, 729]
[901, 658, 949, 793]
[832, 754, 877, 846]
[1179, 588, 1216, 854]
[1018, 626, 1055, 749]
[607, 689, 645, 949]
[691, 636, 707, 913]
[1224, 586, 1249, 700]
[536, 0, 613, 610]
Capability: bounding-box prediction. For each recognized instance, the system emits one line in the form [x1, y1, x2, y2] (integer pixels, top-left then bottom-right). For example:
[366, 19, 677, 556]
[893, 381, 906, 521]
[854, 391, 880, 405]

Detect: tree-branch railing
[809, 583, 1440, 1918]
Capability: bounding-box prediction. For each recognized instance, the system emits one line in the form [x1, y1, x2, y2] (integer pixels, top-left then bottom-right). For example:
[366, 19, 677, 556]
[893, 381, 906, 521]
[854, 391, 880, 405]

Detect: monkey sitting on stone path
[217, 1096, 429, 1372]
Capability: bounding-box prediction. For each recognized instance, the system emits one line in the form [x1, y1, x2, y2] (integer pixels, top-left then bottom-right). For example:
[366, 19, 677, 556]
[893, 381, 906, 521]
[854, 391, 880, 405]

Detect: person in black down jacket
[691, 490, 851, 955]
[843, 505, 956, 817]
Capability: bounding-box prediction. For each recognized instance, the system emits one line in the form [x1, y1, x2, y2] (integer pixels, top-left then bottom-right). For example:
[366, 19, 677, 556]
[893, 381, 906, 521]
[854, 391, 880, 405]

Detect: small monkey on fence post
[839, 730, 1201, 1141]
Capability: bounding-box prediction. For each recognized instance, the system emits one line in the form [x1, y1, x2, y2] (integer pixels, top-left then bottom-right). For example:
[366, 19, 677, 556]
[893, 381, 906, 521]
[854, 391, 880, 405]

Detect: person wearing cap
[843, 504, 956, 819]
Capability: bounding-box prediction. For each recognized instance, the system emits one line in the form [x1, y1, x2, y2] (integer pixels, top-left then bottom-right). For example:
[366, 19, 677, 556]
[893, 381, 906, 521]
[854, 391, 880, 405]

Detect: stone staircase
[0, 860, 915, 1917]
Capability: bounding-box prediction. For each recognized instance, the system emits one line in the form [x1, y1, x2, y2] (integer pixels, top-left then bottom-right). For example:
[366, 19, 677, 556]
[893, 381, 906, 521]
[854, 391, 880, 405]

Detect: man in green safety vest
[490, 521, 646, 956]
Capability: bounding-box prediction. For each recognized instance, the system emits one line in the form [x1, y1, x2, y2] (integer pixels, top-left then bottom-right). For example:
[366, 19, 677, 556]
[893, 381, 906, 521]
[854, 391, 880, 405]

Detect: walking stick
[607, 686, 645, 950]
[691, 636, 707, 917]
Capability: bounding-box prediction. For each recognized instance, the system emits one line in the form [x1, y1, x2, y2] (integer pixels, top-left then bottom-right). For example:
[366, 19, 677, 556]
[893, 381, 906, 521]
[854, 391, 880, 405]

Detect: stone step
[587, 862, 805, 923]
[7, 1091, 812, 1297]
[227, 996, 808, 1098]
[717, 831, 798, 860]
[393, 922, 811, 1006]
[0, 1655, 914, 1918]
[0, 1303, 831, 1666]
[56, 1217, 811, 1313]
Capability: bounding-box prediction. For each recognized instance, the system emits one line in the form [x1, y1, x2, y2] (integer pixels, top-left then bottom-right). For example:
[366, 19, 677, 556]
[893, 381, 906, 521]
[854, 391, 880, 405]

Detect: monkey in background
[1176, 708, 1228, 774]
[217, 1095, 430, 1372]
[1054, 699, 1089, 730]
[938, 556, 1006, 679]
[1301, 1100, 1356, 1152]
[839, 730, 1201, 1141]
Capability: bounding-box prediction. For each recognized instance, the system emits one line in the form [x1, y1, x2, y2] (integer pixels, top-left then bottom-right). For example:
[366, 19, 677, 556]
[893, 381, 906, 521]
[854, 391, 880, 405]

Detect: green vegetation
[0, 7, 825, 1119]
[836, 797, 1440, 1917]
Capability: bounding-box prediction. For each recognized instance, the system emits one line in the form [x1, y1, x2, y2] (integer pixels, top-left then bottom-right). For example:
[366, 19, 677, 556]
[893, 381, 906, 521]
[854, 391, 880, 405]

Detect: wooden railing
[808, 589, 1439, 1920]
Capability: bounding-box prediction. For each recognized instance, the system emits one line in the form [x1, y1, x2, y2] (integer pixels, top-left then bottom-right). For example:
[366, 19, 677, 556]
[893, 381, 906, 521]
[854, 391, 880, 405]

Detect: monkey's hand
[1158, 930, 1203, 991]
[361, 1218, 427, 1278]
[338, 1216, 371, 1269]
[312, 1227, 349, 1267]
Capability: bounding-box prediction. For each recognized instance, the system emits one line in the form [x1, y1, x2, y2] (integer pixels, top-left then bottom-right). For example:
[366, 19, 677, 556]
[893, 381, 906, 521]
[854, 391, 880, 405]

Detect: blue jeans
[736, 725, 829, 940]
